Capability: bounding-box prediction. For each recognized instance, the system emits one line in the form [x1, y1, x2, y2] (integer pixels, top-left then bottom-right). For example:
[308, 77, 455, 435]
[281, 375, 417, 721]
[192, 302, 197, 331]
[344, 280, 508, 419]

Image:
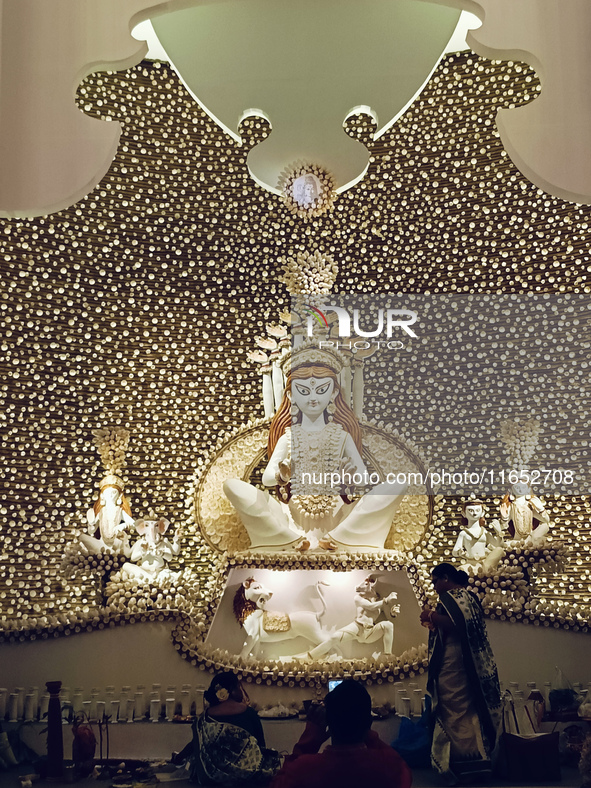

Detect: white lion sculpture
[232, 577, 328, 659]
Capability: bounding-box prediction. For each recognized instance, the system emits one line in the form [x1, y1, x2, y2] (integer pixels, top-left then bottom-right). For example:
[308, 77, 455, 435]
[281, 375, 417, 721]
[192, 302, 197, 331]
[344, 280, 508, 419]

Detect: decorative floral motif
[279, 250, 338, 295]
[499, 418, 541, 470]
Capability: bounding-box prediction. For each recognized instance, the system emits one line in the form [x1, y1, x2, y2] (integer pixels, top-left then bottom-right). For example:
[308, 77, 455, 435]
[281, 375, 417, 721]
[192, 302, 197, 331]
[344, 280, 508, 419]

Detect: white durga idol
[223, 343, 408, 552]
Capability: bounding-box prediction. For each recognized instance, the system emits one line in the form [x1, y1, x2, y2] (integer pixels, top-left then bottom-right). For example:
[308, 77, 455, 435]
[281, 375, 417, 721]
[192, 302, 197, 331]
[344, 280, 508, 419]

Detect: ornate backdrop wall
[1, 53, 590, 668]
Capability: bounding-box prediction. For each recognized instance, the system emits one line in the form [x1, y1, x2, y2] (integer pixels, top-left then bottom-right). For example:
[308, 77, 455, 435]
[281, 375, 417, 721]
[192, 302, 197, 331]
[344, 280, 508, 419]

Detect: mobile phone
[327, 678, 343, 692]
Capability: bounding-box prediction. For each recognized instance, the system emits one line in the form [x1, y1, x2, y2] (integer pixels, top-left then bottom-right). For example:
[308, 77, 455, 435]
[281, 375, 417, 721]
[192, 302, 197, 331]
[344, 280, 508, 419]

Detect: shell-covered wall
[1, 52, 590, 623]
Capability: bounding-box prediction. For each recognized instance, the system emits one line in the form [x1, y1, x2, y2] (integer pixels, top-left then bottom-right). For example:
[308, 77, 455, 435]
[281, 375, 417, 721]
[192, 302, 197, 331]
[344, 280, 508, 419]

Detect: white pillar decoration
[352, 361, 364, 419]
[271, 355, 284, 410]
[341, 364, 352, 407]
[8, 693, 19, 722]
[262, 371, 275, 418]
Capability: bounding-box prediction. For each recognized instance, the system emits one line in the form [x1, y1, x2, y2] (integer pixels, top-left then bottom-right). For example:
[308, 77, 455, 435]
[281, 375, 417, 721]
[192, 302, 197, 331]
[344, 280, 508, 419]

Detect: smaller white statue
[232, 577, 329, 659]
[452, 499, 505, 572]
[121, 517, 182, 582]
[304, 576, 399, 659]
[79, 475, 133, 556]
[499, 480, 550, 546]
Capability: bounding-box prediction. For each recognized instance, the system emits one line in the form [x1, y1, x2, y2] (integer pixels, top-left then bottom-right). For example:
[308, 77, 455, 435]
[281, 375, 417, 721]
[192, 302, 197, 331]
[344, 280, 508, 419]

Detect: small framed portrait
[278, 162, 336, 220]
[292, 173, 322, 208]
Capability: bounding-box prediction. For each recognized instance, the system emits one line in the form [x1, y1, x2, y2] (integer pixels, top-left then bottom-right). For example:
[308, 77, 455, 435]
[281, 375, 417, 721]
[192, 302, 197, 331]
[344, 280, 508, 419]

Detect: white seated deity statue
[223, 345, 407, 552]
[452, 499, 505, 572]
[79, 474, 134, 556]
[121, 517, 182, 582]
[303, 576, 399, 659]
[499, 480, 550, 546]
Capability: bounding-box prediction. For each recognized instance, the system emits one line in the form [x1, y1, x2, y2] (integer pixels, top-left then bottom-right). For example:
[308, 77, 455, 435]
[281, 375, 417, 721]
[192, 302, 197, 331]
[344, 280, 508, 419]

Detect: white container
[181, 691, 191, 717]
[194, 688, 205, 716]
[152, 685, 163, 716]
[89, 690, 99, 721]
[136, 685, 147, 716]
[165, 697, 175, 721]
[395, 688, 406, 715]
[39, 694, 50, 721]
[60, 687, 71, 709]
[24, 694, 37, 722]
[82, 701, 92, 721]
[8, 693, 19, 722]
[134, 692, 145, 722]
[401, 697, 412, 717]
[412, 689, 423, 716]
[109, 700, 120, 722]
[0, 688, 8, 719]
[29, 687, 39, 719]
[150, 698, 160, 723]
[120, 686, 130, 714]
[72, 689, 84, 716]
[15, 687, 26, 720]
[96, 701, 106, 722]
[121, 698, 133, 723]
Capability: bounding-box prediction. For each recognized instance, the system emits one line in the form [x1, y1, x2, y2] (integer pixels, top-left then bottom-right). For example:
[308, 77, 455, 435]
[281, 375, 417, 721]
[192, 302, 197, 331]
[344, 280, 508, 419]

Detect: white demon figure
[304, 576, 399, 659]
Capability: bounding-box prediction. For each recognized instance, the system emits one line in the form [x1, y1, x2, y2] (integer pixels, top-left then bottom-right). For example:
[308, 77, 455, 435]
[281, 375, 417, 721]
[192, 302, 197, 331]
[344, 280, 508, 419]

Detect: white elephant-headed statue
[121, 517, 182, 583]
[79, 474, 134, 556]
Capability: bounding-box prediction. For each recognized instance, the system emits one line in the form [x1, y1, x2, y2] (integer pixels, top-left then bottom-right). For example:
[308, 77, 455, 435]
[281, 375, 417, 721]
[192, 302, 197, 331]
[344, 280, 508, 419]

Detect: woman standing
[420, 563, 501, 784]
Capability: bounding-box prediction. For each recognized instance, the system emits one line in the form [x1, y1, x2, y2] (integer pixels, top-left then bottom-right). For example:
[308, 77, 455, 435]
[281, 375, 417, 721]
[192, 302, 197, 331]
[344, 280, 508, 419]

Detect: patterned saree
[427, 588, 502, 781]
[195, 713, 281, 784]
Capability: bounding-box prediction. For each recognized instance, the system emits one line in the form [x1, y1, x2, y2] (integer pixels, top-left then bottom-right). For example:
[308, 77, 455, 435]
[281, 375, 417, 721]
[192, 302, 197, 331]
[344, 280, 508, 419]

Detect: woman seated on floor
[175, 670, 280, 784]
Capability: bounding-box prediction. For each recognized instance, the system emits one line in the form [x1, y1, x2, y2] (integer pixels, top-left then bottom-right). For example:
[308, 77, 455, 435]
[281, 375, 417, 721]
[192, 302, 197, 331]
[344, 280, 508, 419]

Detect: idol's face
[101, 486, 120, 505]
[464, 504, 483, 520]
[512, 481, 531, 497]
[292, 376, 334, 418]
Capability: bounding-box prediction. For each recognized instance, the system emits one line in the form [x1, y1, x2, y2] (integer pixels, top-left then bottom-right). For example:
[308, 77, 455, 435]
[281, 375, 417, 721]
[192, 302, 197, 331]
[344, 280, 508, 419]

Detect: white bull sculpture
[233, 577, 329, 659]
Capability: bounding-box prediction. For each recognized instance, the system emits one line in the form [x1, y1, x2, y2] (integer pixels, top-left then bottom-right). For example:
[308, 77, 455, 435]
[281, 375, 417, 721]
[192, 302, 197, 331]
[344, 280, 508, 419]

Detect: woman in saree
[177, 671, 280, 784]
[420, 562, 502, 784]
